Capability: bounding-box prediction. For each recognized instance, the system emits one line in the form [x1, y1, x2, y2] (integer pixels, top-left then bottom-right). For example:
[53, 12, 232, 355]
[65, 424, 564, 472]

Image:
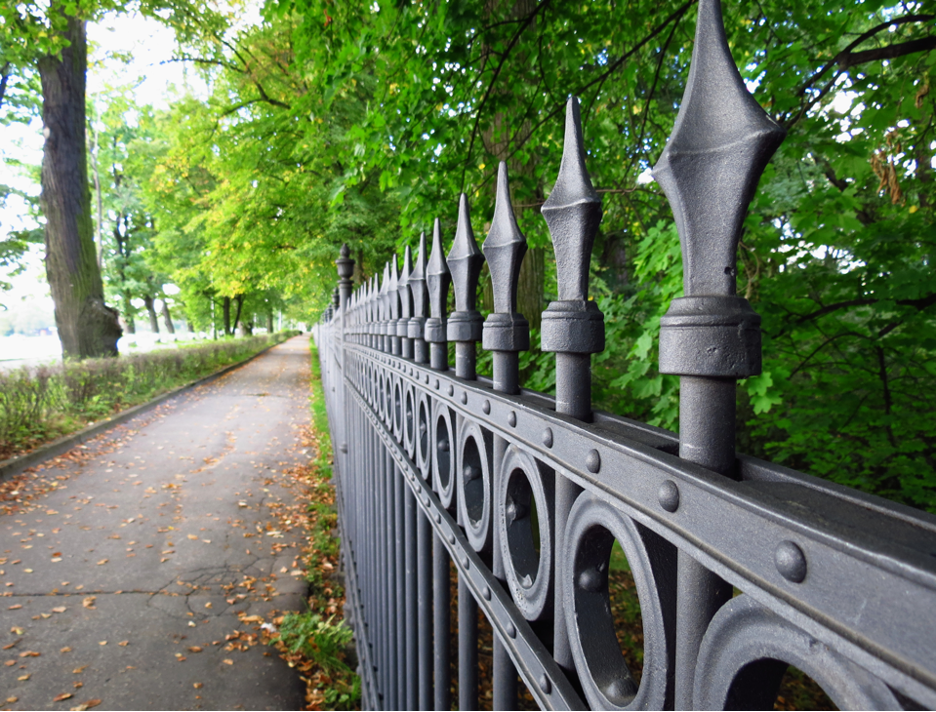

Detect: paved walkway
[1, 336, 314, 710]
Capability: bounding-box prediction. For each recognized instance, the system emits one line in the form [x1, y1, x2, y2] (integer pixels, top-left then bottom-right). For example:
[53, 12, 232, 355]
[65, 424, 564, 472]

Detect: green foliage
[278, 612, 354, 674]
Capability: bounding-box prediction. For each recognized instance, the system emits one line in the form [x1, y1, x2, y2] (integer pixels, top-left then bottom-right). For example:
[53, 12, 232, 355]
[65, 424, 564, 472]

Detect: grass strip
[0, 332, 298, 461]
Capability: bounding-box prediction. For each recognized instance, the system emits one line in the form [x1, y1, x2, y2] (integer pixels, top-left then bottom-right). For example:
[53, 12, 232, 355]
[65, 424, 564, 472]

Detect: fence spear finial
[482, 161, 530, 394]
[425, 218, 452, 371]
[447, 194, 485, 379]
[409, 231, 429, 363]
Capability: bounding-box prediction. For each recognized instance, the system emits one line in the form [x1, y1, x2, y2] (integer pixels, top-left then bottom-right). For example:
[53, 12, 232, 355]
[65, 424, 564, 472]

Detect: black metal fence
[313, 1, 936, 708]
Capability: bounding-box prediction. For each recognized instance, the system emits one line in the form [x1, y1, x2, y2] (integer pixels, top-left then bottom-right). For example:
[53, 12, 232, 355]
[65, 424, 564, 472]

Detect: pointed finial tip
[340, 243, 350, 258]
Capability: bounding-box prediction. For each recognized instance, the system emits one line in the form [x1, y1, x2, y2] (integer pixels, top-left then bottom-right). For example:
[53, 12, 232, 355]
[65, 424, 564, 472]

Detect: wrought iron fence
[313, 1, 936, 708]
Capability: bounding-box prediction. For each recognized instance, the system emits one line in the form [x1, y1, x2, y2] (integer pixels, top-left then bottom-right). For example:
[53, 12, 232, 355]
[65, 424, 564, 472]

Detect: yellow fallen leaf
[6, 696, 18, 704]
[24, 568, 34, 573]
[73, 665, 88, 674]
[193, 682, 203, 689]
[61, 646, 72, 653]
[73, 681, 83, 688]
[96, 559, 108, 566]
[187, 535, 198, 540]
[52, 557, 63, 562]
[118, 640, 129, 647]
[99, 641, 107, 646]
[223, 658, 234, 665]
[8, 604, 22, 610]
[204, 602, 212, 609]
[53, 606, 67, 613]
[82, 597, 96, 609]
[18, 673, 30, 681]
[188, 646, 202, 653]
[41, 612, 53, 619]
[20, 650, 40, 657]
[53, 692, 74, 701]
[11, 627, 25, 635]
[4, 660, 16, 667]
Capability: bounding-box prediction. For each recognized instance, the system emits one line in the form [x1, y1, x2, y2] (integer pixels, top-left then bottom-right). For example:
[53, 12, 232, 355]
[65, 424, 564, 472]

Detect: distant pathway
[0, 336, 313, 711]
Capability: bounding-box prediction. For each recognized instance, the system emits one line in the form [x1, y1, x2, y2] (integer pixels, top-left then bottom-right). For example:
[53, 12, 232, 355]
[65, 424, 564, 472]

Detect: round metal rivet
[460, 555, 469, 569]
[421, 494, 429, 506]
[577, 567, 602, 592]
[585, 449, 601, 473]
[434, 512, 441, 523]
[448, 533, 455, 545]
[775, 541, 807, 583]
[415, 484, 422, 493]
[542, 428, 553, 448]
[506, 623, 516, 638]
[460, 392, 467, 405]
[658, 480, 680, 512]
[447, 384, 454, 396]
[482, 400, 491, 414]
[539, 675, 551, 694]
[508, 411, 517, 427]
[482, 586, 491, 601]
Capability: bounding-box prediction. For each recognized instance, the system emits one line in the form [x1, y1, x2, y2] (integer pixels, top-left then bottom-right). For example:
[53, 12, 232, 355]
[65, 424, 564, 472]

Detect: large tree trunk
[222, 296, 231, 336]
[161, 300, 175, 334]
[122, 291, 136, 334]
[142, 295, 160, 333]
[266, 311, 274, 333]
[39, 9, 121, 359]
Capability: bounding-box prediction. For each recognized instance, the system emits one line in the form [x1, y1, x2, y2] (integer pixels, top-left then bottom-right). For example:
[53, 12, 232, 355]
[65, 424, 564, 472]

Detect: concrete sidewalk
[0, 336, 314, 711]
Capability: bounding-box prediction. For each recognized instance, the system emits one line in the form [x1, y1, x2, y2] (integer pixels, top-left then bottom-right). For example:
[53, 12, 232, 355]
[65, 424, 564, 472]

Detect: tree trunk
[232, 295, 244, 335]
[143, 295, 160, 333]
[122, 292, 136, 334]
[39, 9, 121, 359]
[222, 296, 231, 336]
[266, 311, 274, 333]
[161, 300, 175, 334]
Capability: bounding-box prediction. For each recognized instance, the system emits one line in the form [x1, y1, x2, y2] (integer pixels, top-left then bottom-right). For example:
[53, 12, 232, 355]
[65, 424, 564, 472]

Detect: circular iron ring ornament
[497, 444, 553, 621]
[415, 392, 432, 482]
[378, 369, 387, 422]
[403, 384, 416, 460]
[694, 595, 899, 710]
[432, 401, 455, 508]
[456, 420, 493, 553]
[392, 375, 403, 442]
[564, 492, 675, 711]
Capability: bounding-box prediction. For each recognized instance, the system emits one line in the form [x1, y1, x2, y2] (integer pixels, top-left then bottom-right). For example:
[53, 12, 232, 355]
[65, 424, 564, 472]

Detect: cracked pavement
[0, 336, 314, 710]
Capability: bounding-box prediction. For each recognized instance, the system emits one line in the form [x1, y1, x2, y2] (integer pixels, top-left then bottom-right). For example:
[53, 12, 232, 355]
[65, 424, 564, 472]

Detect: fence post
[482, 161, 529, 708]
[426, 222, 453, 710]
[652, 0, 786, 707]
[446, 193, 484, 710]
[540, 97, 605, 680]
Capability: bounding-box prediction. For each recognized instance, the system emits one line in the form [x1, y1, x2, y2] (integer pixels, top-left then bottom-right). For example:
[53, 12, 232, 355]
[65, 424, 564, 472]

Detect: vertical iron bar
[482, 163, 527, 710]
[394, 450, 407, 710]
[650, 0, 784, 705]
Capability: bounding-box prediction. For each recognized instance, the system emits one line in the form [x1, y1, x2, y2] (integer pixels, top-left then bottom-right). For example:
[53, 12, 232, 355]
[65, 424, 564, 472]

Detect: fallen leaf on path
[73, 681, 83, 688]
[98, 641, 107, 646]
[187, 535, 198, 540]
[96, 559, 108, 566]
[118, 641, 129, 647]
[223, 658, 234, 665]
[53, 692, 74, 702]
[72, 699, 102, 711]
[53, 606, 67, 613]
[11, 627, 24, 635]
[20, 650, 40, 657]
[2, 641, 18, 650]
[4, 660, 16, 666]
[6, 696, 18, 703]
[61, 646, 72, 653]
[72, 666, 87, 674]
[82, 597, 96, 609]
[18, 673, 29, 681]
[41, 612, 53, 618]
[204, 602, 212, 609]
[187, 646, 202, 653]
[193, 682, 203, 689]
[8, 604, 22, 610]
